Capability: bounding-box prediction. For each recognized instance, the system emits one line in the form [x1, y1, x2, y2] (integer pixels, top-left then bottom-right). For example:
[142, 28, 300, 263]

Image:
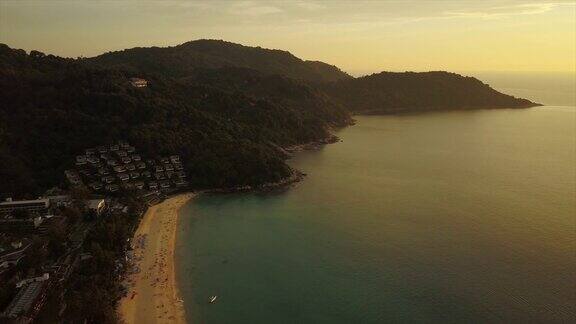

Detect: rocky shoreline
[284, 134, 341, 154]
[206, 169, 306, 194]
[206, 133, 346, 194]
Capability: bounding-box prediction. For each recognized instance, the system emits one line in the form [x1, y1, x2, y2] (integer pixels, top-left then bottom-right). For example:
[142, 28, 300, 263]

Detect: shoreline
[118, 193, 195, 324]
[353, 103, 542, 115]
[115, 136, 336, 323]
[113, 105, 553, 323]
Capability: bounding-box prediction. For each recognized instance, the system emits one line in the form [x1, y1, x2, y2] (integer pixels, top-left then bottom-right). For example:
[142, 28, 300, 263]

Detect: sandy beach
[119, 193, 195, 324]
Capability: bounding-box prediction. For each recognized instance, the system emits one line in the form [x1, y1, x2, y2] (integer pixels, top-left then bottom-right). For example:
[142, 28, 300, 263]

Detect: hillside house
[105, 184, 119, 192]
[75, 155, 87, 165]
[69, 141, 190, 196]
[130, 78, 148, 88]
[89, 182, 103, 191]
[102, 176, 115, 184]
[175, 180, 188, 188]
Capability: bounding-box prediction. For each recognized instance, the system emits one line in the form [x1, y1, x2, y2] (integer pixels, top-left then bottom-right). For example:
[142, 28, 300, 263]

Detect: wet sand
[119, 193, 195, 324]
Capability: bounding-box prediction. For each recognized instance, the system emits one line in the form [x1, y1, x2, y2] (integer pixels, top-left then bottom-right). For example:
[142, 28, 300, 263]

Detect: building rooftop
[2, 281, 46, 318]
[87, 199, 105, 209]
[0, 199, 49, 207]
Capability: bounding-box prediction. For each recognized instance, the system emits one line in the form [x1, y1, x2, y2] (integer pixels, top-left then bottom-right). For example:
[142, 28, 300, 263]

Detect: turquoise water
[177, 106, 576, 323]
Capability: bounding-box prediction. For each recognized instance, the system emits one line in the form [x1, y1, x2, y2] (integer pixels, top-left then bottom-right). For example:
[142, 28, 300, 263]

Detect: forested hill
[89, 40, 537, 112]
[88, 39, 351, 83]
[0, 44, 351, 196]
[0, 41, 538, 196]
[323, 71, 538, 113]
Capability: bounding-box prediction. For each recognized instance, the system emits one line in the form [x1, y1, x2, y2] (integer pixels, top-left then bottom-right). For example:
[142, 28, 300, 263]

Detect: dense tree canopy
[323, 71, 538, 113]
[88, 39, 351, 82]
[0, 41, 537, 196]
[0, 44, 349, 196]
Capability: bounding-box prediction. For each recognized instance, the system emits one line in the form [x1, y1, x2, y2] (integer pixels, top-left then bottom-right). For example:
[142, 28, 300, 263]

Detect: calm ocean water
[176, 77, 576, 323]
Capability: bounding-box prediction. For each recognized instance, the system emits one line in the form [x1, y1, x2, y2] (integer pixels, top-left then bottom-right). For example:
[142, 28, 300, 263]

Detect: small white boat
[209, 295, 218, 303]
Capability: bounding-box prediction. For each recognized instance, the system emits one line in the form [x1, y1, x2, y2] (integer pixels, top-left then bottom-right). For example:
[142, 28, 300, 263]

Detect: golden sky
[1, 0, 574, 75]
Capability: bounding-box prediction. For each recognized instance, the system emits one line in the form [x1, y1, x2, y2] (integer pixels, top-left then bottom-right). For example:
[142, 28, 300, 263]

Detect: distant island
[0, 39, 539, 197]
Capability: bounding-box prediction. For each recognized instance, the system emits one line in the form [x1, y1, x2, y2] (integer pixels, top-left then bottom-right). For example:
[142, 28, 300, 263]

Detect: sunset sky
[1, 0, 574, 75]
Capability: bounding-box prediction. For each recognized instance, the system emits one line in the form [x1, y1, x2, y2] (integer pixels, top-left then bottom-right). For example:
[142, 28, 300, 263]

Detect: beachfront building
[44, 195, 72, 208]
[16, 273, 50, 289]
[0, 198, 50, 217]
[0, 217, 44, 234]
[0, 216, 65, 237]
[0, 280, 50, 323]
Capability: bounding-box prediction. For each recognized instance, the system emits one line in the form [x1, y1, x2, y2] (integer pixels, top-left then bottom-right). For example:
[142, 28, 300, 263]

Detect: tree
[61, 206, 82, 225]
[11, 209, 31, 219]
[47, 220, 68, 258]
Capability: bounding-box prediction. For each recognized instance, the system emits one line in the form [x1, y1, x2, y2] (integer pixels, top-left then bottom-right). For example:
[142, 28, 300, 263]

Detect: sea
[176, 72, 576, 323]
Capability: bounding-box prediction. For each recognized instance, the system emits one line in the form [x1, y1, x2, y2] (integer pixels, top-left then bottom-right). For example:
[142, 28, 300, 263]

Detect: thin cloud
[293, 1, 326, 11]
[445, 2, 563, 19]
[229, 1, 282, 16]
